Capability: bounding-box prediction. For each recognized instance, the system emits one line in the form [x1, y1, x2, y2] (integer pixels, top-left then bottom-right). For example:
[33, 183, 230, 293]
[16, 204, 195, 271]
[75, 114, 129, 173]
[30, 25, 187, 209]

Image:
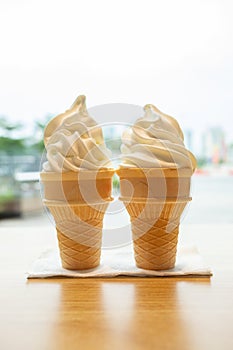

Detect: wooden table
[0, 218, 233, 350]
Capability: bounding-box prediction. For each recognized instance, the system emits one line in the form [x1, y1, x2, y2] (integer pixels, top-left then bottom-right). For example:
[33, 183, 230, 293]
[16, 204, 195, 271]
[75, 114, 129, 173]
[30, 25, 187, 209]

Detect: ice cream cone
[40, 169, 114, 270]
[117, 168, 192, 270]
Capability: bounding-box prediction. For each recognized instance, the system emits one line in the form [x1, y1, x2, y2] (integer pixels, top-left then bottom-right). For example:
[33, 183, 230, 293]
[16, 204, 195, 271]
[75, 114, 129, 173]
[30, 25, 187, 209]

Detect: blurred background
[0, 0, 233, 225]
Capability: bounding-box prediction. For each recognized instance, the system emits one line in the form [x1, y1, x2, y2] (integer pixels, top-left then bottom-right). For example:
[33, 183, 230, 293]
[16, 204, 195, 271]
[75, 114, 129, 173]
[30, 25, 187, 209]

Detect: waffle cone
[117, 167, 193, 270]
[124, 199, 189, 270]
[56, 229, 101, 270]
[45, 201, 110, 270]
[40, 169, 114, 270]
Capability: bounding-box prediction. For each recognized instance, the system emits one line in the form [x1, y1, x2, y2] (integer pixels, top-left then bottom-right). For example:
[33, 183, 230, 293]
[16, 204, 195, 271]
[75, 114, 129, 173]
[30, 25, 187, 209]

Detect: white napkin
[27, 245, 212, 278]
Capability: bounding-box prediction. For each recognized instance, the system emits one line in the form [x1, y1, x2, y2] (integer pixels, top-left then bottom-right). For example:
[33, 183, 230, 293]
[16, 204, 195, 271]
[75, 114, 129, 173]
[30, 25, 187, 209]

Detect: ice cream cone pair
[41, 166, 192, 271]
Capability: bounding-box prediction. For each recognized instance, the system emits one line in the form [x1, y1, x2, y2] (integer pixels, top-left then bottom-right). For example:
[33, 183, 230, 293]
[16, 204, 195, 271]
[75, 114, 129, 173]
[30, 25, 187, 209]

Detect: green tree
[0, 116, 26, 155]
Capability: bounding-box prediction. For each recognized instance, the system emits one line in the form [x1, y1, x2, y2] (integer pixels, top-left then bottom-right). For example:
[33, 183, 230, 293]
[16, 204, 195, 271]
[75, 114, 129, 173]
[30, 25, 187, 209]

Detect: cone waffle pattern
[57, 229, 102, 270]
[46, 202, 109, 270]
[125, 201, 188, 270]
[132, 219, 179, 270]
[125, 201, 188, 220]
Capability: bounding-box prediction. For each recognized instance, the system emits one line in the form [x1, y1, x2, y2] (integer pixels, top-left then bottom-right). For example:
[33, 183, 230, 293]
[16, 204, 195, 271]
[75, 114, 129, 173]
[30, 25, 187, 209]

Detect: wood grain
[0, 222, 233, 350]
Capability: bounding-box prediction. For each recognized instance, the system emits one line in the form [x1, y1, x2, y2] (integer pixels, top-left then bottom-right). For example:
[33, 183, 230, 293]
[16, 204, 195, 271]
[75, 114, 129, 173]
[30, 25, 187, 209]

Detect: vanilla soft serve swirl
[120, 104, 196, 172]
[43, 95, 111, 172]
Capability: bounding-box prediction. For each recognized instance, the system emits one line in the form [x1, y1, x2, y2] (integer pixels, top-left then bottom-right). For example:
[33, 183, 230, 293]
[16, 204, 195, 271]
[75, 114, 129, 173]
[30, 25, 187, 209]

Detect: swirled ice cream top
[120, 104, 196, 172]
[43, 95, 111, 172]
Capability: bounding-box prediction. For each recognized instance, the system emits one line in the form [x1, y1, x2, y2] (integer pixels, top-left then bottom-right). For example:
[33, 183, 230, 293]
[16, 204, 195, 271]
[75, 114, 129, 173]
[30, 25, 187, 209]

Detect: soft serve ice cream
[40, 95, 114, 271]
[43, 95, 111, 172]
[120, 104, 196, 171]
[117, 104, 197, 270]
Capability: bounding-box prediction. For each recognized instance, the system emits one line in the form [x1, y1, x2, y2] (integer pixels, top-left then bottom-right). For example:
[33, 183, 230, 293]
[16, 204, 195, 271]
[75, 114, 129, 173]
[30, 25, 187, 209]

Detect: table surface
[1, 215, 233, 350]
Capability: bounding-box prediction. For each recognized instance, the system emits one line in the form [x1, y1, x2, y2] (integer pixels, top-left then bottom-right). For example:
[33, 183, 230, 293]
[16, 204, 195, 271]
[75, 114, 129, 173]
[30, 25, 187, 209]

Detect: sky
[0, 0, 233, 143]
